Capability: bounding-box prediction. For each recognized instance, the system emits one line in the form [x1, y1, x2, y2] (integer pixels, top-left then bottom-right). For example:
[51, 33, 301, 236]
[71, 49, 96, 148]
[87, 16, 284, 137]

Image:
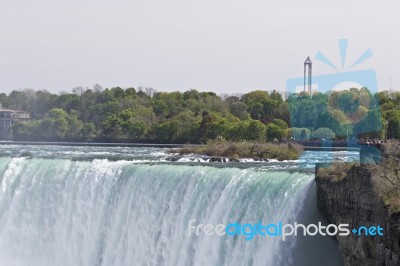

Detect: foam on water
[0, 145, 350, 265]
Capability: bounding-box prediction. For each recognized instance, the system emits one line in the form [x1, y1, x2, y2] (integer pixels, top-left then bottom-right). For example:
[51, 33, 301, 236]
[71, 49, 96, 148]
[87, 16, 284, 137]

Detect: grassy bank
[172, 141, 303, 161]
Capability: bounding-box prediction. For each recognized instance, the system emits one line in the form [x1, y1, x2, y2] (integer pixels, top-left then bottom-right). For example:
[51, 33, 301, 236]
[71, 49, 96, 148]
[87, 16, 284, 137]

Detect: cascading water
[0, 146, 350, 266]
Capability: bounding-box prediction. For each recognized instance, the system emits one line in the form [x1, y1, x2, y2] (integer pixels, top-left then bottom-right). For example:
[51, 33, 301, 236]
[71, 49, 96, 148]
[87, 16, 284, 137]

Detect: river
[0, 145, 358, 266]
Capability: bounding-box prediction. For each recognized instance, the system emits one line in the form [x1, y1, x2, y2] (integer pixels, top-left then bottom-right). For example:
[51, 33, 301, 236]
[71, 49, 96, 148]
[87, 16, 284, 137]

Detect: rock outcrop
[315, 141, 400, 266]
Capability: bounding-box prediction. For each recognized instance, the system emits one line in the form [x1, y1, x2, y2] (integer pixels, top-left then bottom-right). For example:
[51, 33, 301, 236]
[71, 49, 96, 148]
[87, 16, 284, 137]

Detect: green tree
[314, 127, 336, 139]
[49, 108, 69, 121]
[208, 116, 231, 140]
[170, 111, 201, 142]
[67, 110, 83, 139]
[155, 121, 178, 143]
[53, 118, 69, 139]
[129, 121, 147, 139]
[82, 123, 96, 141]
[102, 114, 123, 138]
[266, 123, 286, 141]
[197, 112, 214, 143]
[12, 120, 41, 140]
[386, 110, 400, 139]
[227, 121, 249, 141]
[229, 102, 249, 120]
[335, 123, 353, 139]
[271, 119, 288, 129]
[246, 120, 266, 141]
[241, 90, 270, 120]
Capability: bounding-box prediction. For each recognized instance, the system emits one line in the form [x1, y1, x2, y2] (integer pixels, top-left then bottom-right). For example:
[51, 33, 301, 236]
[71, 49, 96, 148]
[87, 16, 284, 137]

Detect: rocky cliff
[315, 141, 400, 266]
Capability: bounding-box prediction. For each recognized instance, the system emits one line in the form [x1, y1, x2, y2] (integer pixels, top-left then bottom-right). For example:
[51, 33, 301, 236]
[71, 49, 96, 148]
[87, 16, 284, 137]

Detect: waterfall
[0, 157, 341, 266]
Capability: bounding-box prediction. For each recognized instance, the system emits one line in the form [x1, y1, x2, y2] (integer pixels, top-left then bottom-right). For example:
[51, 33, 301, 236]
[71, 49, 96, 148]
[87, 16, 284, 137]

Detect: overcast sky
[0, 0, 399, 94]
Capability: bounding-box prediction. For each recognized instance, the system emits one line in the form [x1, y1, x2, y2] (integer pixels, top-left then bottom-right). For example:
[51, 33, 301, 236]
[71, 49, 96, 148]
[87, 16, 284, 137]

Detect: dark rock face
[359, 145, 383, 164]
[315, 146, 400, 266]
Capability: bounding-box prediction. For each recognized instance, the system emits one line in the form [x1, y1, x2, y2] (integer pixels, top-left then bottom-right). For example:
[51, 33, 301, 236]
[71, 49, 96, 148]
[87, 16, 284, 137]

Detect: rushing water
[0, 145, 358, 266]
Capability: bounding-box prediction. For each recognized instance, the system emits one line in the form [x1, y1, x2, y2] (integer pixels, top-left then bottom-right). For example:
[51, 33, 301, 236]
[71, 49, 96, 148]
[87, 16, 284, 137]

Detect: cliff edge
[315, 141, 400, 266]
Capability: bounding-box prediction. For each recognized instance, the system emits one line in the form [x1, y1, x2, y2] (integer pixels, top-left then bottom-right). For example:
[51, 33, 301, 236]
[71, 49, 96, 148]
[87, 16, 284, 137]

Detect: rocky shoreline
[315, 141, 400, 266]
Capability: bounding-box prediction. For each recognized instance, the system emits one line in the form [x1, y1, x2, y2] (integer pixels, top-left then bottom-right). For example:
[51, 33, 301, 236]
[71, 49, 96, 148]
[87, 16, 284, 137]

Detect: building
[0, 102, 30, 140]
[304, 56, 312, 94]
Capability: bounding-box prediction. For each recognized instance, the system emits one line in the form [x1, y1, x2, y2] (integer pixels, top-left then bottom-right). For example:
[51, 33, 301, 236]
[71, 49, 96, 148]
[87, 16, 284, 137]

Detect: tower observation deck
[304, 56, 312, 94]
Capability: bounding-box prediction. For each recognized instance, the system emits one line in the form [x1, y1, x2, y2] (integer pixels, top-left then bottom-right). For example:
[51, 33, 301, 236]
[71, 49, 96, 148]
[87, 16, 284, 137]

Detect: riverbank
[0, 140, 362, 151]
[172, 141, 303, 161]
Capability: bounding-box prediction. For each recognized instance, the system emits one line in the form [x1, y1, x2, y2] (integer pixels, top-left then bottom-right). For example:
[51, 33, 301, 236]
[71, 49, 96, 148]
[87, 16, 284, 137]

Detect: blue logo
[188, 220, 384, 241]
[286, 39, 383, 165]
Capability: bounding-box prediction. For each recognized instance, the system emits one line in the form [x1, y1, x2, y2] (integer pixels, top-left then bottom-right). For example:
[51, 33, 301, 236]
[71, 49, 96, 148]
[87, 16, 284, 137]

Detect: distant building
[304, 56, 312, 94]
[0, 102, 30, 140]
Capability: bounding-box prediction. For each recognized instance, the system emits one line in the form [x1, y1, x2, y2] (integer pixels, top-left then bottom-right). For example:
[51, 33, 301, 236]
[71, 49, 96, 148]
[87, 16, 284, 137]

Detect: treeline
[289, 88, 400, 140]
[2, 85, 400, 143]
[4, 86, 287, 143]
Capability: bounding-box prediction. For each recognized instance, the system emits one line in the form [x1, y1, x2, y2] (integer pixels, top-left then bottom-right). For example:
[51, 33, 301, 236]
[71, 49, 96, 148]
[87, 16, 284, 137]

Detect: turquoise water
[0, 145, 354, 265]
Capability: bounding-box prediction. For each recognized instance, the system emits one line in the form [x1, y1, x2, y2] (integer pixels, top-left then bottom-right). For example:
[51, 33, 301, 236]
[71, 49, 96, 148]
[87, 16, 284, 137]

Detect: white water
[0, 146, 349, 266]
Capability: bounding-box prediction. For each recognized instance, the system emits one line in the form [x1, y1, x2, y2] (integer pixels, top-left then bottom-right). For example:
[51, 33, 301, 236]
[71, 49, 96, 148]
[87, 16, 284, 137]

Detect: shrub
[266, 124, 286, 141]
[272, 119, 288, 129]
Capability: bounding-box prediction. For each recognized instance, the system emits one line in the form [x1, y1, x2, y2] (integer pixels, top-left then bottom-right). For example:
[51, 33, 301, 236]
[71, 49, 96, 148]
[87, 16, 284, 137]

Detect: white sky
[0, 0, 399, 94]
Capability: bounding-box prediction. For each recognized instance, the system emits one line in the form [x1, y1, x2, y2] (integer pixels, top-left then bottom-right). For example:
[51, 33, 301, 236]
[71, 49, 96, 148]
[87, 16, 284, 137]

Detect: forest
[1, 85, 399, 143]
